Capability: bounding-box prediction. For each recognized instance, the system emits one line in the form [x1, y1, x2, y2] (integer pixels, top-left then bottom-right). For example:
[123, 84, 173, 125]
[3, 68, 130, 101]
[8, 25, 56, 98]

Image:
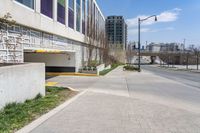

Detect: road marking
[46, 72, 98, 77]
[45, 82, 58, 86]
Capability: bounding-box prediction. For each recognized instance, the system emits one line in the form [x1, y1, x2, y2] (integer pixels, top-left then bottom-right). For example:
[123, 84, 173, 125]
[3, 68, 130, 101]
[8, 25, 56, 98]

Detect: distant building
[127, 41, 137, 50]
[146, 43, 161, 52]
[146, 43, 185, 52]
[106, 16, 128, 50]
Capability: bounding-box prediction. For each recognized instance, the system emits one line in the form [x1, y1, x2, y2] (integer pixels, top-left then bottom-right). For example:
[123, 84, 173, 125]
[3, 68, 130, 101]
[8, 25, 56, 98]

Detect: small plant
[34, 94, 42, 100]
[99, 63, 122, 75]
[88, 66, 92, 71]
[90, 60, 99, 67]
[123, 65, 140, 71]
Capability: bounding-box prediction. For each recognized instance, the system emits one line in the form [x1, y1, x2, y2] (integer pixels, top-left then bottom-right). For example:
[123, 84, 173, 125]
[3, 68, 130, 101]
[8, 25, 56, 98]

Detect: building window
[76, 0, 81, 32]
[57, 0, 66, 24]
[82, 0, 85, 34]
[68, 0, 74, 29]
[15, 0, 34, 9]
[41, 0, 53, 18]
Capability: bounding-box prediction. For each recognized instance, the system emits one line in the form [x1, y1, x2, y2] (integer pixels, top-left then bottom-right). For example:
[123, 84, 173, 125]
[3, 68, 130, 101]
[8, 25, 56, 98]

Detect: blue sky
[96, 0, 200, 47]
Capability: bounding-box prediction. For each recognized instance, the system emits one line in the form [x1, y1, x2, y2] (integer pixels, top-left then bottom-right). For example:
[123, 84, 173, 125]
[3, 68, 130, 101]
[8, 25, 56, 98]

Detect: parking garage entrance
[24, 49, 76, 72]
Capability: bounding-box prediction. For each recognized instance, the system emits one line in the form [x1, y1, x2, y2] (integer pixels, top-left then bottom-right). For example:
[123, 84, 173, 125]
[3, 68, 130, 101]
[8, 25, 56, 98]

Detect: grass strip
[99, 64, 121, 76]
[0, 87, 78, 133]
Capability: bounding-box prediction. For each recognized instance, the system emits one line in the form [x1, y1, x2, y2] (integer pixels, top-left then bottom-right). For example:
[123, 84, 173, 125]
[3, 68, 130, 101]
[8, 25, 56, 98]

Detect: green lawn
[0, 87, 77, 133]
[99, 64, 122, 76]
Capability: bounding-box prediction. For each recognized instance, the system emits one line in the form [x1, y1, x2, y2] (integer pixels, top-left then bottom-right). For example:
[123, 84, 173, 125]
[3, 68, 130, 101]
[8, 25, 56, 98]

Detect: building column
[85, 0, 88, 36]
[74, 0, 77, 31]
[53, 0, 57, 22]
[80, 0, 83, 33]
[65, 0, 69, 27]
[35, 0, 41, 13]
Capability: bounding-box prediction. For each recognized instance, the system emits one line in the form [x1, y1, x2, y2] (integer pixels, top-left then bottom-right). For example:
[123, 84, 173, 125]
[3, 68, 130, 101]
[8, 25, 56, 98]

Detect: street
[142, 65, 200, 89]
[23, 66, 200, 133]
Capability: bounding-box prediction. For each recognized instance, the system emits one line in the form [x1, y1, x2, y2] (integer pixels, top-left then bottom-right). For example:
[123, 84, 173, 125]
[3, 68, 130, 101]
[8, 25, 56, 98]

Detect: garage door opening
[24, 52, 76, 72]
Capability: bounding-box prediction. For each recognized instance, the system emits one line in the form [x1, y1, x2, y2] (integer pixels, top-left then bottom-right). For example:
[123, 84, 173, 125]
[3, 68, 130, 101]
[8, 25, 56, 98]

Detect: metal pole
[197, 51, 199, 70]
[138, 18, 141, 72]
[168, 53, 170, 67]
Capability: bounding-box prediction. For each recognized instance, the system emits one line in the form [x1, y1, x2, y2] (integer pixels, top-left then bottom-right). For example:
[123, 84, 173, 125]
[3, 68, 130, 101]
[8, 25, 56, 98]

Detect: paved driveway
[27, 66, 200, 133]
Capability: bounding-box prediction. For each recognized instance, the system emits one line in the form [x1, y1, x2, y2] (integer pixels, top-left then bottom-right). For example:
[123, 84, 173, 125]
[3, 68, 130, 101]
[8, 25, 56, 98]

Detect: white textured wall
[0, 63, 45, 109]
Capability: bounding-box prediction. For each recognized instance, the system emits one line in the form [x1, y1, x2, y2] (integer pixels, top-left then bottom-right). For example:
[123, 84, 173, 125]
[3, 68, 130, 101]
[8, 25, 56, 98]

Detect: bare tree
[85, 0, 96, 66]
[194, 48, 199, 70]
[0, 13, 16, 29]
[126, 42, 134, 64]
[84, 0, 108, 66]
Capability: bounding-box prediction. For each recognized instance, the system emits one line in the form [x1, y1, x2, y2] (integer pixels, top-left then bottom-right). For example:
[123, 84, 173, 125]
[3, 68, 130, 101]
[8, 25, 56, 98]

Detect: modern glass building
[0, 0, 105, 72]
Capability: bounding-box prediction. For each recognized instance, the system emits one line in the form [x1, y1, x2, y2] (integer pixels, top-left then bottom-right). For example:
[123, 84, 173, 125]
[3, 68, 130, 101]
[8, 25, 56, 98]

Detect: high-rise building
[0, 0, 105, 72]
[106, 16, 127, 50]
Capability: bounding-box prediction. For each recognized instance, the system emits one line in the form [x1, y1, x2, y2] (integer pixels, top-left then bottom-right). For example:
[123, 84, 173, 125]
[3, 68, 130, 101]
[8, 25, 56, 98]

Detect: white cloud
[126, 8, 181, 28]
[128, 27, 175, 36]
[129, 28, 154, 35]
[127, 8, 180, 40]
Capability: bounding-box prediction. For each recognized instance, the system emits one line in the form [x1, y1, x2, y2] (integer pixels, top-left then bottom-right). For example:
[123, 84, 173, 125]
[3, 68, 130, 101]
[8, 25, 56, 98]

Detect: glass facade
[76, 0, 81, 32]
[82, 0, 85, 34]
[15, 0, 34, 9]
[41, 0, 53, 18]
[15, 0, 105, 38]
[68, 0, 74, 29]
[57, 0, 66, 24]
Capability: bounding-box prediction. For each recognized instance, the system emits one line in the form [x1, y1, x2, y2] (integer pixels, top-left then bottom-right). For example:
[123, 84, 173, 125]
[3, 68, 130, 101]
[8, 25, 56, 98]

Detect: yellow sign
[35, 49, 62, 53]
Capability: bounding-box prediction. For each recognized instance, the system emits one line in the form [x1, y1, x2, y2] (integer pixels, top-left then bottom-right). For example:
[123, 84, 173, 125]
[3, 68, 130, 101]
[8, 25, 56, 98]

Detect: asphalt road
[126, 65, 200, 113]
[141, 65, 200, 89]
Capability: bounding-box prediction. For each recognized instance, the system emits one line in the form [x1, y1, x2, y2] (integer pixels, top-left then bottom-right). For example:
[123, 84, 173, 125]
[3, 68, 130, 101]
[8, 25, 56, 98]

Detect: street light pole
[138, 18, 141, 72]
[138, 15, 157, 72]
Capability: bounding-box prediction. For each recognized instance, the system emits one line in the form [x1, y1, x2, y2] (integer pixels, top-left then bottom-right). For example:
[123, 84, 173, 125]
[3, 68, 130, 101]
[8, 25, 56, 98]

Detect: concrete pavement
[22, 66, 200, 133]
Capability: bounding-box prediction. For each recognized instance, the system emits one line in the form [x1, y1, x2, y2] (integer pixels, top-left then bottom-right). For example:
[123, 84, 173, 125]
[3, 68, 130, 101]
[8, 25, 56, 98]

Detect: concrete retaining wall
[0, 63, 45, 109]
[97, 64, 105, 75]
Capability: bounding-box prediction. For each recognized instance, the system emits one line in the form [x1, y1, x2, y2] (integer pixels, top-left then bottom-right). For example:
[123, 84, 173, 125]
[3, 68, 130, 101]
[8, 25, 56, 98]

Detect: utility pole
[138, 18, 141, 72]
[138, 15, 157, 72]
[197, 51, 199, 70]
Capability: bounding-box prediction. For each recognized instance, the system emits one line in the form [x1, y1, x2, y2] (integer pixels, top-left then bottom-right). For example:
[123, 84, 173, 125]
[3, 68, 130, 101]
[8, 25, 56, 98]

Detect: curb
[46, 72, 98, 77]
[157, 66, 200, 73]
[16, 90, 88, 133]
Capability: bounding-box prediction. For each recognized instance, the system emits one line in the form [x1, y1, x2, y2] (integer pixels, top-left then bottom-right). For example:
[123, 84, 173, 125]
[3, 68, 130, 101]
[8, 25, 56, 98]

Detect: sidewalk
[19, 67, 200, 133]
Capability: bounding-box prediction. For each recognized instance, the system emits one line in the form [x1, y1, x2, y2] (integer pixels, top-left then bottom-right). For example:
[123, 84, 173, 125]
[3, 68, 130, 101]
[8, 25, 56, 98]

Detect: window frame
[14, 0, 35, 11]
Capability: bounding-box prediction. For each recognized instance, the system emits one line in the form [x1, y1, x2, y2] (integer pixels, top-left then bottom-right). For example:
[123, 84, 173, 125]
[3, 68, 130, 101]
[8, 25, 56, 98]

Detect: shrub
[123, 65, 140, 71]
[90, 60, 100, 67]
